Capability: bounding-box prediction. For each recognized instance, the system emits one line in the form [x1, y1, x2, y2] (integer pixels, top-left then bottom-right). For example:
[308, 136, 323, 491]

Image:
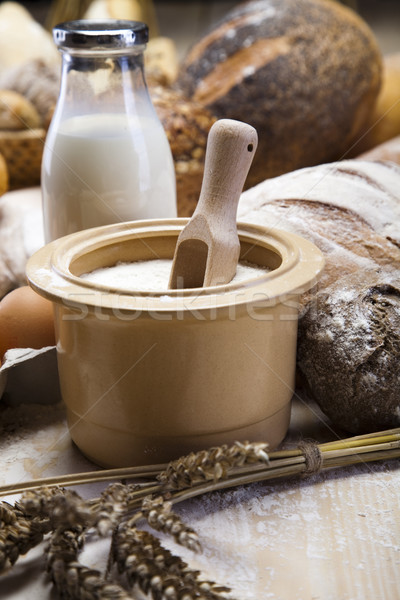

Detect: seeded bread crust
[151, 86, 216, 216]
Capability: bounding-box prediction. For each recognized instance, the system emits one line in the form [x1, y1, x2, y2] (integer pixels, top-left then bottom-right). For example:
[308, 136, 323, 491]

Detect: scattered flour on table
[160, 461, 400, 598]
[0, 402, 65, 439]
[0, 402, 68, 486]
[2, 400, 400, 598]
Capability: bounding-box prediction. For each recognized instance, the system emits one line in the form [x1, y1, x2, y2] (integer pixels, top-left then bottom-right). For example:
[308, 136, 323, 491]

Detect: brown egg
[0, 285, 55, 359]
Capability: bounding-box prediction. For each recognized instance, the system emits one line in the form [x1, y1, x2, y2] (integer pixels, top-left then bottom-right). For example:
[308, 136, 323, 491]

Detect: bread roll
[0, 2, 59, 71]
[238, 159, 400, 433]
[83, 0, 144, 20]
[238, 160, 400, 287]
[0, 60, 60, 127]
[82, 0, 159, 36]
[0, 90, 40, 130]
[177, 0, 382, 187]
[145, 37, 179, 87]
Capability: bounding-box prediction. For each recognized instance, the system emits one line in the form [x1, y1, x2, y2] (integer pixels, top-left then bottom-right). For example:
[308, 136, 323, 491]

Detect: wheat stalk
[1, 429, 399, 598]
[157, 441, 269, 490]
[2, 430, 398, 498]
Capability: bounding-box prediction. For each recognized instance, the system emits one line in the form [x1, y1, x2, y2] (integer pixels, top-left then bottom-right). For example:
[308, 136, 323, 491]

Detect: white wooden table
[1, 391, 399, 600]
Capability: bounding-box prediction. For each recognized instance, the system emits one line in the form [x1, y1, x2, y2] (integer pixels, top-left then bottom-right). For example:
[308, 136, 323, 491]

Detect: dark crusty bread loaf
[177, 0, 382, 187]
[238, 159, 400, 433]
[297, 268, 400, 434]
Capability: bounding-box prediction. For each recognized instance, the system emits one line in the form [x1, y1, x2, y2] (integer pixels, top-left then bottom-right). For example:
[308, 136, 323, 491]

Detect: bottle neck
[56, 49, 151, 119]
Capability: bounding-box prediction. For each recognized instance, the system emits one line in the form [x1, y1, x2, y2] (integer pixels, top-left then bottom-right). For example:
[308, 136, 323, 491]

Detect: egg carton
[0, 346, 61, 406]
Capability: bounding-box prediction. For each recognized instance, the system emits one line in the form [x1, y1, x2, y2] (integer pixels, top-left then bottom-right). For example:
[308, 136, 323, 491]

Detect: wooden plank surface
[1, 396, 399, 599]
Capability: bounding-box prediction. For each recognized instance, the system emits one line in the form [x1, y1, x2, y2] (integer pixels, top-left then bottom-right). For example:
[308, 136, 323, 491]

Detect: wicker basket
[0, 129, 46, 190]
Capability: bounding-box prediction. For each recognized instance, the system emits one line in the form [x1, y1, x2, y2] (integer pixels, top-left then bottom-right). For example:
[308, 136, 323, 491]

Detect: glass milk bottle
[42, 20, 177, 242]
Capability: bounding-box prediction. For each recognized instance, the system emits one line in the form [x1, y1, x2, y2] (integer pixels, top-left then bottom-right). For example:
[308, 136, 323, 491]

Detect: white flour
[81, 258, 270, 292]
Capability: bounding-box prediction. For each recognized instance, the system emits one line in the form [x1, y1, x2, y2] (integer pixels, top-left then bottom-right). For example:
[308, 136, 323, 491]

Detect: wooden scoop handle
[196, 119, 258, 225]
[169, 119, 258, 289]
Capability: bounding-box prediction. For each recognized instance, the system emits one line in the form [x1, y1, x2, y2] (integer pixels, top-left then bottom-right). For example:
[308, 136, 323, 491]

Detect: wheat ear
[157, 441, 269, 490]
[0, 500, 51, 572]
[47, 525, 132, 600]
[112, 518, 233, 600]
[141, 495, 202, 553]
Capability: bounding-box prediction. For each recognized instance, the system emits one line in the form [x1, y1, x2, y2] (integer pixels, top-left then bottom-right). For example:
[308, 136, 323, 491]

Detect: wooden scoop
[169, 119, 258, 289]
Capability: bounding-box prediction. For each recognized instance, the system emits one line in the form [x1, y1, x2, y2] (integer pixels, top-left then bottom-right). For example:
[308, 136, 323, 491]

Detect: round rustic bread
[0, 90, 41, 131]
[297, 268, 400, 434]
[0, 59, 60, 127]
[177, 0, 382, 187]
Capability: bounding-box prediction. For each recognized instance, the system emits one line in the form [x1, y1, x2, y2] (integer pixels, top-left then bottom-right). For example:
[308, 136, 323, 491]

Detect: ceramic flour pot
[26, 219, 324, 467]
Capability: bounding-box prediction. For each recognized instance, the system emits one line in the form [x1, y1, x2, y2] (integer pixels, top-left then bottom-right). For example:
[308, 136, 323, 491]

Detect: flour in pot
[81, 259, 270, 291]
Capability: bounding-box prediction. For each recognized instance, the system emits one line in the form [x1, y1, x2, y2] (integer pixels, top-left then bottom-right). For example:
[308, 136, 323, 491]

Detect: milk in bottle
[42, 20, 176, 242]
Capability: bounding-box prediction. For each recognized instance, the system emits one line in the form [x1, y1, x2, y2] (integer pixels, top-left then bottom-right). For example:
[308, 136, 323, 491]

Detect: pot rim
[26, 218, 324, 313]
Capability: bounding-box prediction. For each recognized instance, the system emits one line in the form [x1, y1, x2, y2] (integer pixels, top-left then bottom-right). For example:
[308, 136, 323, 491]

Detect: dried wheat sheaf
[1, 433, 399, 599]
